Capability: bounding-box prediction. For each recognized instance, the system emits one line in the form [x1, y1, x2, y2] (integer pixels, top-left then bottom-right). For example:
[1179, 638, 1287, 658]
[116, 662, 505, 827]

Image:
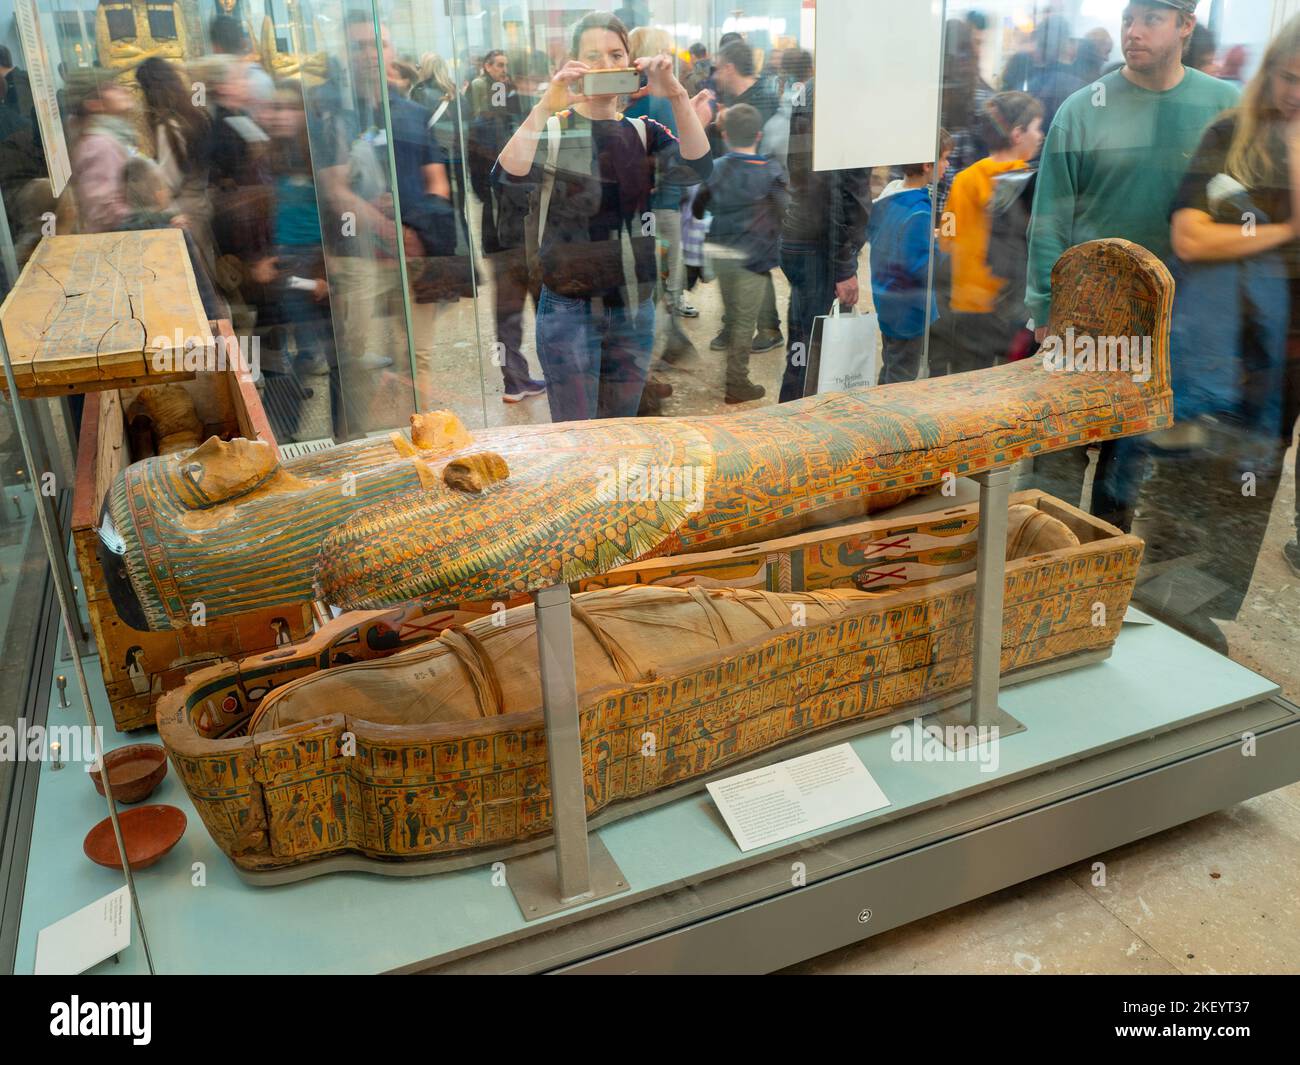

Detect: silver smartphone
[582, 67, 640, 96]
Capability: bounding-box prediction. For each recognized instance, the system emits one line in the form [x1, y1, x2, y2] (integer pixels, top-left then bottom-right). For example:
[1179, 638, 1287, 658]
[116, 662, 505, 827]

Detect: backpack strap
[427, 98, 450, 129]
[537, 113, 562, 244]
[626, 115, 647, 151]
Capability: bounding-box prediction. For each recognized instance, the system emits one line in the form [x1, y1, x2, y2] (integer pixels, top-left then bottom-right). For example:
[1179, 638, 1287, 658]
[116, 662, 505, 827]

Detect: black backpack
[987, 167, 1037, 321]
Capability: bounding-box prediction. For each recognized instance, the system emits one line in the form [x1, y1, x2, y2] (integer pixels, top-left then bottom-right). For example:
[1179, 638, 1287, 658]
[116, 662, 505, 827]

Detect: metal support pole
[970, 467, 1011, 728]
[509, 583, 628, 920]
[926, 466, 1026, 748]
[535, 582, 589, 900]
[0, 326, 154, 973]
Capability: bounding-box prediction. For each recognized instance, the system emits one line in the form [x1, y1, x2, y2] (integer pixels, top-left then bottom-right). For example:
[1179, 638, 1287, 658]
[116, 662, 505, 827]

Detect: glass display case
[1, 0, 1297, 975]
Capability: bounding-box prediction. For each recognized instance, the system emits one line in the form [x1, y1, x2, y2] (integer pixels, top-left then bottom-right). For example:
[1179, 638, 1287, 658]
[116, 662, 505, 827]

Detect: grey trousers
[714, 258, 767, 390]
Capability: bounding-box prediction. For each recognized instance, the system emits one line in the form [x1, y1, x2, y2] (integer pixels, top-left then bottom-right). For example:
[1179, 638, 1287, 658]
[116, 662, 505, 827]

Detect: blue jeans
[779, 241, 836, 402]
[535, 286, 655, 421]
[879, 334, 924, 385]
[1170, 255, 1290, 441]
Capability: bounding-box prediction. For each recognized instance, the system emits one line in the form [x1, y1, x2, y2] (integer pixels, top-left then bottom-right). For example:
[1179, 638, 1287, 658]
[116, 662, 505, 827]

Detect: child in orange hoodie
[934, 92, 1043, 376]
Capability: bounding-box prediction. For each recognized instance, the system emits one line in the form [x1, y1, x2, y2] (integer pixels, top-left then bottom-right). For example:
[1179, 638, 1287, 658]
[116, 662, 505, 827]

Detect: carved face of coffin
[172, 436, 280, 509]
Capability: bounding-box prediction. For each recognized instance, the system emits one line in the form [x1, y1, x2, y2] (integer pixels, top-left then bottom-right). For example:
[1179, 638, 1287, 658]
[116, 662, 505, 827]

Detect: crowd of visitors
[3, 0, 1296, 648]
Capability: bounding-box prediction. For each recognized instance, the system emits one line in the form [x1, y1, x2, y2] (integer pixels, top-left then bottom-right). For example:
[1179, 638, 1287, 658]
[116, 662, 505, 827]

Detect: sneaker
[725, 381, 766, 404]
[356, 351, 393, 370]
[1285, 540, 1300, 578]
[662, 330, 698, 365]
[644, 378, 673, 399]
[676, 295, 699, 318]
[502, 378, 547, 403]
[1147, 422, 1208, 451]
[710, 330, 728, 351]
[751, 330, 784, 354]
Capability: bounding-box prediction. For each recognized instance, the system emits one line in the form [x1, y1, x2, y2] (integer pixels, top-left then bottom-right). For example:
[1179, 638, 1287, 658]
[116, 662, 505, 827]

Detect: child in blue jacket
[868, 131, 951, 384]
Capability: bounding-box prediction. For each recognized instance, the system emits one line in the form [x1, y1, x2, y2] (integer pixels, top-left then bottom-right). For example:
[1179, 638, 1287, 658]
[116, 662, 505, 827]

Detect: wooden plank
[70, 390, 105, 535]
[0, 230, 208, 398]
[8, 369, 195, 398]
[0, 238, 58, 394]
[71, 389, 129, 607]
[221, 319, 274, 443]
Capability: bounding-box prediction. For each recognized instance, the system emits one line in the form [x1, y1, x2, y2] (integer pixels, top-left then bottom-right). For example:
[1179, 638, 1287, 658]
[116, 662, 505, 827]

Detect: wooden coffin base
[228, 646, 1108, 886]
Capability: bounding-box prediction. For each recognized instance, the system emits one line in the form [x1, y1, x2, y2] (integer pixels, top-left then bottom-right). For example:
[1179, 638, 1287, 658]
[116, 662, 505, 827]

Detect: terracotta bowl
[83, 805, 187, 871]
[89, 744, 168, 804]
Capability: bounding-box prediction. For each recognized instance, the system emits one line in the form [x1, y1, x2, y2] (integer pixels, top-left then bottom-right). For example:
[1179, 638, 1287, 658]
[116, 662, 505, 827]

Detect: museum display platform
[11, 604, 1297, 974]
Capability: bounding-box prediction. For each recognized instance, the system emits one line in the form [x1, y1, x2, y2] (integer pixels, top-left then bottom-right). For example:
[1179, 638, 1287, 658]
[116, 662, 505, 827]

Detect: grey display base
[923, 704, 1027, 749]
[508, 836, 630, 921]
[421, 694, 1300, 974]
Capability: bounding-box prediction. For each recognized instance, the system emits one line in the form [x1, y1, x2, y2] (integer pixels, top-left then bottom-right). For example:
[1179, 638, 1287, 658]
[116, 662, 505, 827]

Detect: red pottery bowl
[83, 805, 187, 870]
[89, 744, 168, 804]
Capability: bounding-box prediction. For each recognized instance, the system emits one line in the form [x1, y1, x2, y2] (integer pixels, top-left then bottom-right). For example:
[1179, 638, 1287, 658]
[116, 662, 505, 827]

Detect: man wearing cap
[1025, 0, 1238, 529]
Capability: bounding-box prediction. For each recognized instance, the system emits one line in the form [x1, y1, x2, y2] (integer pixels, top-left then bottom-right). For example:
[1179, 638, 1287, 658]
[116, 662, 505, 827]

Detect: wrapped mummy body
[103, 240, 1173, 631]
[250, 505, 1081, 735]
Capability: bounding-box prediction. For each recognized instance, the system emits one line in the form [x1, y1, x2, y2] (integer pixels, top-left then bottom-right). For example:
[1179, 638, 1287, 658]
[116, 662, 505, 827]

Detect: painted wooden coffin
[72, 347, 315, 731]
[157, 492, 1144, 875]
[103, 239, 1172, 632]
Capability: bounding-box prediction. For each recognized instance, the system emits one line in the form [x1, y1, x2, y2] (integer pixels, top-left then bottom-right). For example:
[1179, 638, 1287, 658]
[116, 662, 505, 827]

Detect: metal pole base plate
[509, 835, 630, 921]
[922, 704, 1027, 752]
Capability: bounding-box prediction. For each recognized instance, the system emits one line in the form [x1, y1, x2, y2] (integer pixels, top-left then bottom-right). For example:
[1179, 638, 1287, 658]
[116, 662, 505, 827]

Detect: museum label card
[34, 886, 131, 975]
[707, 744, 890, 852]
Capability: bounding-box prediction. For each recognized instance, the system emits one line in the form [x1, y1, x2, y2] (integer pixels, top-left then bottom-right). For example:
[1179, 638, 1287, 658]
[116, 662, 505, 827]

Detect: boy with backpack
[692, 103, 788, 403]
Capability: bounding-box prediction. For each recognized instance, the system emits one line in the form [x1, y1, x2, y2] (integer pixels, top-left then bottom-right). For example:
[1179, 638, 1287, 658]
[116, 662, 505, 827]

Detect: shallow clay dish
[83, 805, 187, 870]
[90, 743, 168, 804]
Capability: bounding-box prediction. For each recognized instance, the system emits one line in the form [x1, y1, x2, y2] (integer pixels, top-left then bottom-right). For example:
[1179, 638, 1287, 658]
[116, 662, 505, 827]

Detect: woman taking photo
[1164, 14, 1300, 636]
[495, 13, 712, 421]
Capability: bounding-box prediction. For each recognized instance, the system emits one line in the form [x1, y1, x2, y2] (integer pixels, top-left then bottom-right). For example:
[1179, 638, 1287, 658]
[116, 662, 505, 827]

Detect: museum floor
[783, 780, 1300, 974]
[267, 256, 1300, 974]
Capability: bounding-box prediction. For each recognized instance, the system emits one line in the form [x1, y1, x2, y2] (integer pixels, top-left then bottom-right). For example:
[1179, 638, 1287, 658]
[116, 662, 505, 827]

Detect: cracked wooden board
[0, 229, 208, 398]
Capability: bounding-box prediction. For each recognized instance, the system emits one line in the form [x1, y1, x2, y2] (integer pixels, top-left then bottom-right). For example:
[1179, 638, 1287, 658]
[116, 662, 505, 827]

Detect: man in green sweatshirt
[1027, 0, 1237, 328]
[1024, 0, 1238, 527]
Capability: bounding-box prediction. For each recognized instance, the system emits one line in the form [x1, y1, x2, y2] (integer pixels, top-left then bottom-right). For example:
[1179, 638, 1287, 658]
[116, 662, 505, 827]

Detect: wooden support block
[0, 230, 209, 399]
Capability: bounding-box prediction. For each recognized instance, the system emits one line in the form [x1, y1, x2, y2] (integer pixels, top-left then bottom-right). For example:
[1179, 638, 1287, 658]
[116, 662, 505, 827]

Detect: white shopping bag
[810, 302, 881, 395]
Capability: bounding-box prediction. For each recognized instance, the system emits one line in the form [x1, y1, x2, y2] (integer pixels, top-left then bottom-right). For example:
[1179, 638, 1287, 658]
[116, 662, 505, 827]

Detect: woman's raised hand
[632, 54, 684, 99]
[537, 60, 590, 114]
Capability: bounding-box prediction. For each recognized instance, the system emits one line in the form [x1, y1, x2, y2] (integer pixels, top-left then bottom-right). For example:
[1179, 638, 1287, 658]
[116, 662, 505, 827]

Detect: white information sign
[15, 0, 72, 198]
[34, 885, 132, 975]
[707, 743, 890, 852]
